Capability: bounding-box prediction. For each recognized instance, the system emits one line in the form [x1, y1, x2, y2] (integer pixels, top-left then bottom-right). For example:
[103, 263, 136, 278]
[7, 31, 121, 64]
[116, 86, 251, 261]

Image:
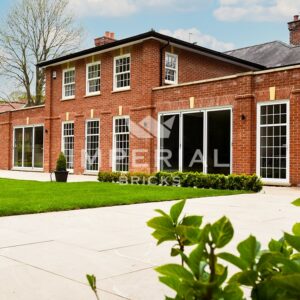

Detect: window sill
[111, 88, 131, 94]
[84, 93, 101, 98]
[61, 97, 75, 101]
[164, 81, 178, 85]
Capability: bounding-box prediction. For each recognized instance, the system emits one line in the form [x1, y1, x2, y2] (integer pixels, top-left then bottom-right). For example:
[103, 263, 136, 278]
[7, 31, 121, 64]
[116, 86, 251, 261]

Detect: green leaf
[156, 264, 194, 281]
[176, 225, 201, 244]
[223, 284, 244, 300]
[152, 230, 175, 245]
[230, 270, 258, 286]
[188, 242, 206, 277]
[181, 215, 203, 227]
[159, 276, 181, 293]
[292, 223, 300, 236]
[211, 216, 234, 248]
[147, 216, 174, 232]
[292, 198, 300, 207]
[170, 200, 186, 223]
[86, 274, 97, 291]
[284, 232, 300, 251]
[218, 252, 248, 270]
[171, 247, 181, 257]
[271, 274, 300, 296]
[154, 209, 169, 218]
[237, 235, 260, 268]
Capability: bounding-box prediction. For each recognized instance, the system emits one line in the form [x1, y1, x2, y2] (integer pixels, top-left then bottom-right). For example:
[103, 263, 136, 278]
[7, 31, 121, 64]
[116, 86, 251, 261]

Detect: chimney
[288, 15, 300, 46]
[94, 32, 116, 47]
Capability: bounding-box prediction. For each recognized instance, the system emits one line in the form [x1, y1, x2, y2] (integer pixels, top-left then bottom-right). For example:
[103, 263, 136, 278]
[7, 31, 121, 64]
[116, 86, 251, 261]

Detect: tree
[0, 0, 83, 106]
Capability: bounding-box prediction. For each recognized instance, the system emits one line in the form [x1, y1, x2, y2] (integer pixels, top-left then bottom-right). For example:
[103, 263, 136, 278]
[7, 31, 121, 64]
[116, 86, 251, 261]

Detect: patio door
[159, 108, 231, 174]
[257, 101, 289, 183]
[13, 125, 44, 170]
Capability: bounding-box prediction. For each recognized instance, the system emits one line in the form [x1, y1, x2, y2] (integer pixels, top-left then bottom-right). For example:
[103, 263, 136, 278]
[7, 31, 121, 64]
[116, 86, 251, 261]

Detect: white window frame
[62, 68, 75, 100]
[86, 62, 101, 96]
[256, 100, 290, 185]
[61, 121, 75, 172]
[85, 119, 100, 173]
[113, 54, 131, 92]
[165, 52, 178, 85]
[12, 124, 44, 171]
[157, 107, 232, 174]
[112, 116, 130, 172]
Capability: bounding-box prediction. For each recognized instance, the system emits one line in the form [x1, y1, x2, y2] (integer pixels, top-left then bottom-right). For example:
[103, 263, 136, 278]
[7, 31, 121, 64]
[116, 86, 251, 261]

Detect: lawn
[0, 179, 248, 217]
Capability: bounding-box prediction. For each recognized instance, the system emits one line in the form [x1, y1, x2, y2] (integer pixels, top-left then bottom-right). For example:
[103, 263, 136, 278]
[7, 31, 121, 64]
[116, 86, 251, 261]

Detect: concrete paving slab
[0, 177, 298, 299]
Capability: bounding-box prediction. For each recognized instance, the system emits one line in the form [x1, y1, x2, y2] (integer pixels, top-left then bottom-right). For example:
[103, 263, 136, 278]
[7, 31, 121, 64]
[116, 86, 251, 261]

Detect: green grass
[0, 179, 249, 217]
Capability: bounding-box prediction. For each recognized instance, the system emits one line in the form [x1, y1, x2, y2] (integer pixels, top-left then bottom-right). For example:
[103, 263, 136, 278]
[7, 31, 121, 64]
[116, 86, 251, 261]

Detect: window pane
[86, 121, 100, 171]
[14, 128, 23, 167]
[63, 123, 74, 170]
[207, 110, 231, 175]
[160, 115, 180, 171]
[34, 126, 44, 168]
[183, 113, 204, 172]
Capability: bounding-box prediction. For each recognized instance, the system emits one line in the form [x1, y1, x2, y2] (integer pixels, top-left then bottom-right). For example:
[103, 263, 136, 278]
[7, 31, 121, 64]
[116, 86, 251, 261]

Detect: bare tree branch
[0, 0, 83, 106]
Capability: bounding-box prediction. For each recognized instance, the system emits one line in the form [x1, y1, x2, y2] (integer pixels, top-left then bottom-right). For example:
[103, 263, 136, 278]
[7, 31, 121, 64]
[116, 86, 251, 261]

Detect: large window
[62, 68, 75, 100]
[86, 62, 101, 96]
[13, 125, 44, 169]
[86, 120, 100, 172]
[258, 102, 289, 182]
[114, 54, 130, 91]
[159, 109, 231, 174]
[62, 122, 74, 170]
[165, 52, 178, 85]
[113, 117, 130, 172]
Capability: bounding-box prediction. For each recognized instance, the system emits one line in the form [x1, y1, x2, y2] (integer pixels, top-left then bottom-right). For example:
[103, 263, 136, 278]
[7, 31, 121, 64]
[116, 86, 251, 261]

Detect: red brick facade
[0, 36, 300, 186]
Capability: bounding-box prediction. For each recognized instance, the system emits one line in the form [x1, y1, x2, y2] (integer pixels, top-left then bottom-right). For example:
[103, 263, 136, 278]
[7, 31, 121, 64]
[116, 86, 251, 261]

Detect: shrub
[56, 152, 67, 171]
[98, 171, 263, 192]
[147, 200, 300, 300]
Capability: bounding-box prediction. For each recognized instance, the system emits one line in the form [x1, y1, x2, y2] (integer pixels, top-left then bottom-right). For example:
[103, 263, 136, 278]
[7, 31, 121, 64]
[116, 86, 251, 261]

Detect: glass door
[206, 110, 231, 175]
[182, 112, 204, 172]
[13, 128, 23, 167]
[34, 126, 44, 168]
[13, 126, 44, 170]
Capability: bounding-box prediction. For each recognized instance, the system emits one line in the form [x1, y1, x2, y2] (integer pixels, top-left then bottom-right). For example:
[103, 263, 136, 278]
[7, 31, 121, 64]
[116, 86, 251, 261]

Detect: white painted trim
[86, 61, 101, 96]
[164, 52, 178, 85]
[256, 100, 290, 184]
[85, 119, 100, 172]
[113, 54, 131, 92]
[112, 115, 130, 172]
[61, 121, 75, 172]
[62, 67, 75, 100]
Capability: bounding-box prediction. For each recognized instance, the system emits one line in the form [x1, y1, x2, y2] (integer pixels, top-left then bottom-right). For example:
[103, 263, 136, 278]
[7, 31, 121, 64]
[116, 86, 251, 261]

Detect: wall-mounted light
[45, 129, 48, 134]
[52, 71, 57, 79]
[241, 114, 246, 121]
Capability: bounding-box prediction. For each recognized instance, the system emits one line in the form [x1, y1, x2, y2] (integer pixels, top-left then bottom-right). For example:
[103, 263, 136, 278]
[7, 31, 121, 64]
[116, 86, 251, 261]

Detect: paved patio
[0, 171, 299, 299]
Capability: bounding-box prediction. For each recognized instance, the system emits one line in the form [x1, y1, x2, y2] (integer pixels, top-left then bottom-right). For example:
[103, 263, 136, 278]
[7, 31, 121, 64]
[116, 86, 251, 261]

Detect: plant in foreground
[147, 199, 300, 300]
[87, 274, 100, 300]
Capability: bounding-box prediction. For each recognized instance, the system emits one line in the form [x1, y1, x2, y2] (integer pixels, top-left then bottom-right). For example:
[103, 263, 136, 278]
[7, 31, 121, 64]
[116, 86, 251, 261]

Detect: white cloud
[159, 28, 235, 51]
[214, 0, 300, 22]
[68, 0, 201, 17]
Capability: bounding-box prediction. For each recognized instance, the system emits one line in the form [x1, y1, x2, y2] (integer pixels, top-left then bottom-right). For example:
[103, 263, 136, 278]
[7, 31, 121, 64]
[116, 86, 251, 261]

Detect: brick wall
[1, 38, 300, 186]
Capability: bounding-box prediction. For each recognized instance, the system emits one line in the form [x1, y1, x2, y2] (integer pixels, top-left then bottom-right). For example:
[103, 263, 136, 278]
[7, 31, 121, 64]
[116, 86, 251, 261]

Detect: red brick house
[1, 18, 300, 186]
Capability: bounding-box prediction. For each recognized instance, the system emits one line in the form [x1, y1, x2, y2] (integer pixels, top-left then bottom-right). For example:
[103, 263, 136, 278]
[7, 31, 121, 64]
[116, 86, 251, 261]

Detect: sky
[0, 0, 299, 52]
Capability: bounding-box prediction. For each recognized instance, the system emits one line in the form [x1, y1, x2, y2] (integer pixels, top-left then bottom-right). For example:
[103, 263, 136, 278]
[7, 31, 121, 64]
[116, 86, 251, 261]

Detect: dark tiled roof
[37, 31, 264, 70]
[226, 41, 300, 68]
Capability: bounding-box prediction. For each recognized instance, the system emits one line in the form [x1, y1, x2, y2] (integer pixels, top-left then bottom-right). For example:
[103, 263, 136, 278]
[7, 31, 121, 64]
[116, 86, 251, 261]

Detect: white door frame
[12, 124, 44, 171]
[157, 106, 232, 174]
[256, 100, 290, 184]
